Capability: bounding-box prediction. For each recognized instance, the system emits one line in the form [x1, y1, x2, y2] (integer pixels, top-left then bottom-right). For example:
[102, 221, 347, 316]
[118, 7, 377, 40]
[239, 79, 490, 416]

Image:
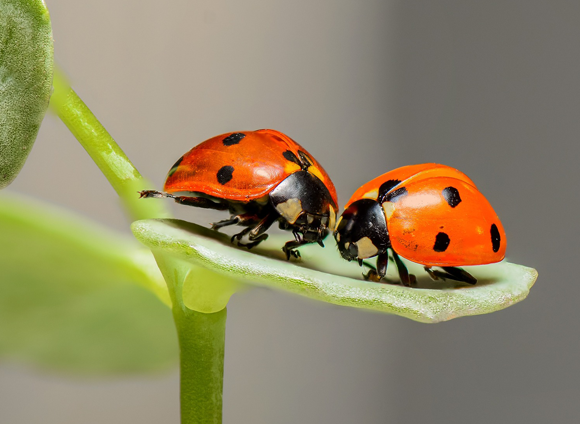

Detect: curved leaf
[0, 193, 177, 375]
[132, 219, 537, 323]
[0, 0, 53, 188]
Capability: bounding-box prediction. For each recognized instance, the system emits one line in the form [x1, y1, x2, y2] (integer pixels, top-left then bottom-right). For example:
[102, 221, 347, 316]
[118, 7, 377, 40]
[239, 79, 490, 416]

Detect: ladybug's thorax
[334, 199, 390, 261]
[269, 170, 337, 240]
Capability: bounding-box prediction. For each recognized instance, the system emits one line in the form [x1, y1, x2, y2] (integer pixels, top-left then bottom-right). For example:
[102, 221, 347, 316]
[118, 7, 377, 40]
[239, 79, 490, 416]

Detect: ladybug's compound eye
[334, 199, 390, 260]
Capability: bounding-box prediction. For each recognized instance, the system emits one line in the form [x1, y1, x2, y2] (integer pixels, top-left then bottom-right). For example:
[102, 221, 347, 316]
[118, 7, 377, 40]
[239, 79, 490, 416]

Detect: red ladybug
[140, 129, 338, 258]
[333, 164, 506, 285]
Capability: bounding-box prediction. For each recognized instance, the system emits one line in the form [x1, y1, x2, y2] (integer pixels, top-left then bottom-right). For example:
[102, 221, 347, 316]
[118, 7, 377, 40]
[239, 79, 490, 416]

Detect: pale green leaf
[0, 0, 54, 188]
[0, 193, 177, 375]
[132, 219, 537, 323]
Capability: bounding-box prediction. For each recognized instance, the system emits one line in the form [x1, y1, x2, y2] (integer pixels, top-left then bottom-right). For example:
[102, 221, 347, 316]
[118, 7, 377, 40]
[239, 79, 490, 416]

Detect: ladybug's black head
[269, 171, 337, 242]
[334, 199, 390, 261]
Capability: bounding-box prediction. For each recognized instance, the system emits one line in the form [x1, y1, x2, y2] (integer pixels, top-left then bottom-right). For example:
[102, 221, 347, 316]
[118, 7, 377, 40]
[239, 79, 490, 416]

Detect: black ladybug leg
[363, 252, 388, 282]
[244, 214, 277, 249]
[228, 214, 276, 249]
[391, 250, 417, 287]
[173, 196, 228, 210]
[139, 190, 166, 198]
[226, 213, 275, 250]
[243, 235, 268, 249]
[139, 190, 228, 210]
[230, 226, 254, 244]
[442, 267, 477, 284]
[425, 266, 477, 285]
[211, 216, 241, 231]
[213, 213, 263, 232]
[282, 241, 303, 260]
[282, 232, 308, 260]
[360, 259, 373, 268]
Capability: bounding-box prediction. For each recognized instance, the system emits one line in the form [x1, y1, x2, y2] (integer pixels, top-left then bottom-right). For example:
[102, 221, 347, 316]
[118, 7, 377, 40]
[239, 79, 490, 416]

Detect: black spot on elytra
[298, 151, 313, 168]
[222, 133, 246, 146]
[378, 179, 402, 202]
[283, 150, 300, 165]
[491, 223, 501, 252]
[217, 166, 234, 185]
[385, 186, 408, 203]
[168, 156, 184, 177]
[433, 232, 450, 252]
[442, 186, 462, 208]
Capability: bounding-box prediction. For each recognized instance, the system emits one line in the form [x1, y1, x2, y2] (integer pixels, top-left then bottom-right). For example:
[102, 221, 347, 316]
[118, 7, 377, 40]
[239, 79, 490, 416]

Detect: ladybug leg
[227, 214, 276, 249]
[359, 259, 369, 267]
[424, 266, 439, 280]
[230, 226, 254, 244]
[425, 267, 477, 285]
[282, 232, 307, 260]
[139, 190, 166, 198]
[363, 269, 380, 282]
[245, 214, 277, 247]
[391, 250, 418, 287]
[214, 213, 262, 232]
[244, 235, 269, 249]
[211, 216, 241, 231]
[172, 196, 228, 210]
[139, 190, 228, 210]
[441, 267, 477, 284]
[363, 252, 388, 282]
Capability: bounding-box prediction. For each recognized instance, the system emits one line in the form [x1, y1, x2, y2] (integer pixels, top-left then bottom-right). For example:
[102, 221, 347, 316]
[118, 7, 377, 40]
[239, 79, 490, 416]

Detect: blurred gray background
[2, 0, 579, 423]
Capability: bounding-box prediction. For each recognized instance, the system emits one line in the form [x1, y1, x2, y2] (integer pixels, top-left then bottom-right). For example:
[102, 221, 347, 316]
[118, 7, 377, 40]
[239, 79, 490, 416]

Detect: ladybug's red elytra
[140, 129, 338, 259]
[333, 163, 506, 286]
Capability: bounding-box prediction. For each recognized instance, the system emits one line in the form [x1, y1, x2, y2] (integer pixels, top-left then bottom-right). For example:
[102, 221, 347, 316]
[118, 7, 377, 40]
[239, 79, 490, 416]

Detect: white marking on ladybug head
[382, 202, 395, 220]
[363, 188, 379, 200]
[328, 205, 337, 231]
[276, 198, 303, 224]
[356, 236, 379, 258]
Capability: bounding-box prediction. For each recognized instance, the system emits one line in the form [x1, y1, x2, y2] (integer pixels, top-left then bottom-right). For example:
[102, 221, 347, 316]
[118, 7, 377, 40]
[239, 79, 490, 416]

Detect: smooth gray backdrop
[1, 1, 578, 423]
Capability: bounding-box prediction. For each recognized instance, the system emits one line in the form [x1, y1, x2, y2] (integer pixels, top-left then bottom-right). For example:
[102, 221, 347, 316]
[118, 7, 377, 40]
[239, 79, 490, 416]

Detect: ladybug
[140, 129, 338, 259]
[333, 163, 506, 286]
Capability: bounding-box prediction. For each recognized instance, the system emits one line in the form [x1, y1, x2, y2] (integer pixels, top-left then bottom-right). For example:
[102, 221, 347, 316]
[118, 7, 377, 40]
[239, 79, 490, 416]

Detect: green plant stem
[50, 69, 169, 221]
[174, 307, 226, 424]
[154, 253, 227, 423]
[51, 68, 227, 423]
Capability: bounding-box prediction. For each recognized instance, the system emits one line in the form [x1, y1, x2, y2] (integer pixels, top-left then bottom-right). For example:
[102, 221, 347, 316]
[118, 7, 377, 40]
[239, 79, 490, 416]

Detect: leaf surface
[0, 0, 54, 188]
[0, 194, 177, 375]
[132, 218, 537, 323]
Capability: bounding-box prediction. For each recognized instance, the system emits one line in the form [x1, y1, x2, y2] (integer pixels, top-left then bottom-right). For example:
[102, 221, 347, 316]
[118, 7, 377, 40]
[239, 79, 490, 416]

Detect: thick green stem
[154, 254, 227, 423]
[50, 69, 228, 422]
[174, 307, 226, 424]
[50, 70, 169, 221]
